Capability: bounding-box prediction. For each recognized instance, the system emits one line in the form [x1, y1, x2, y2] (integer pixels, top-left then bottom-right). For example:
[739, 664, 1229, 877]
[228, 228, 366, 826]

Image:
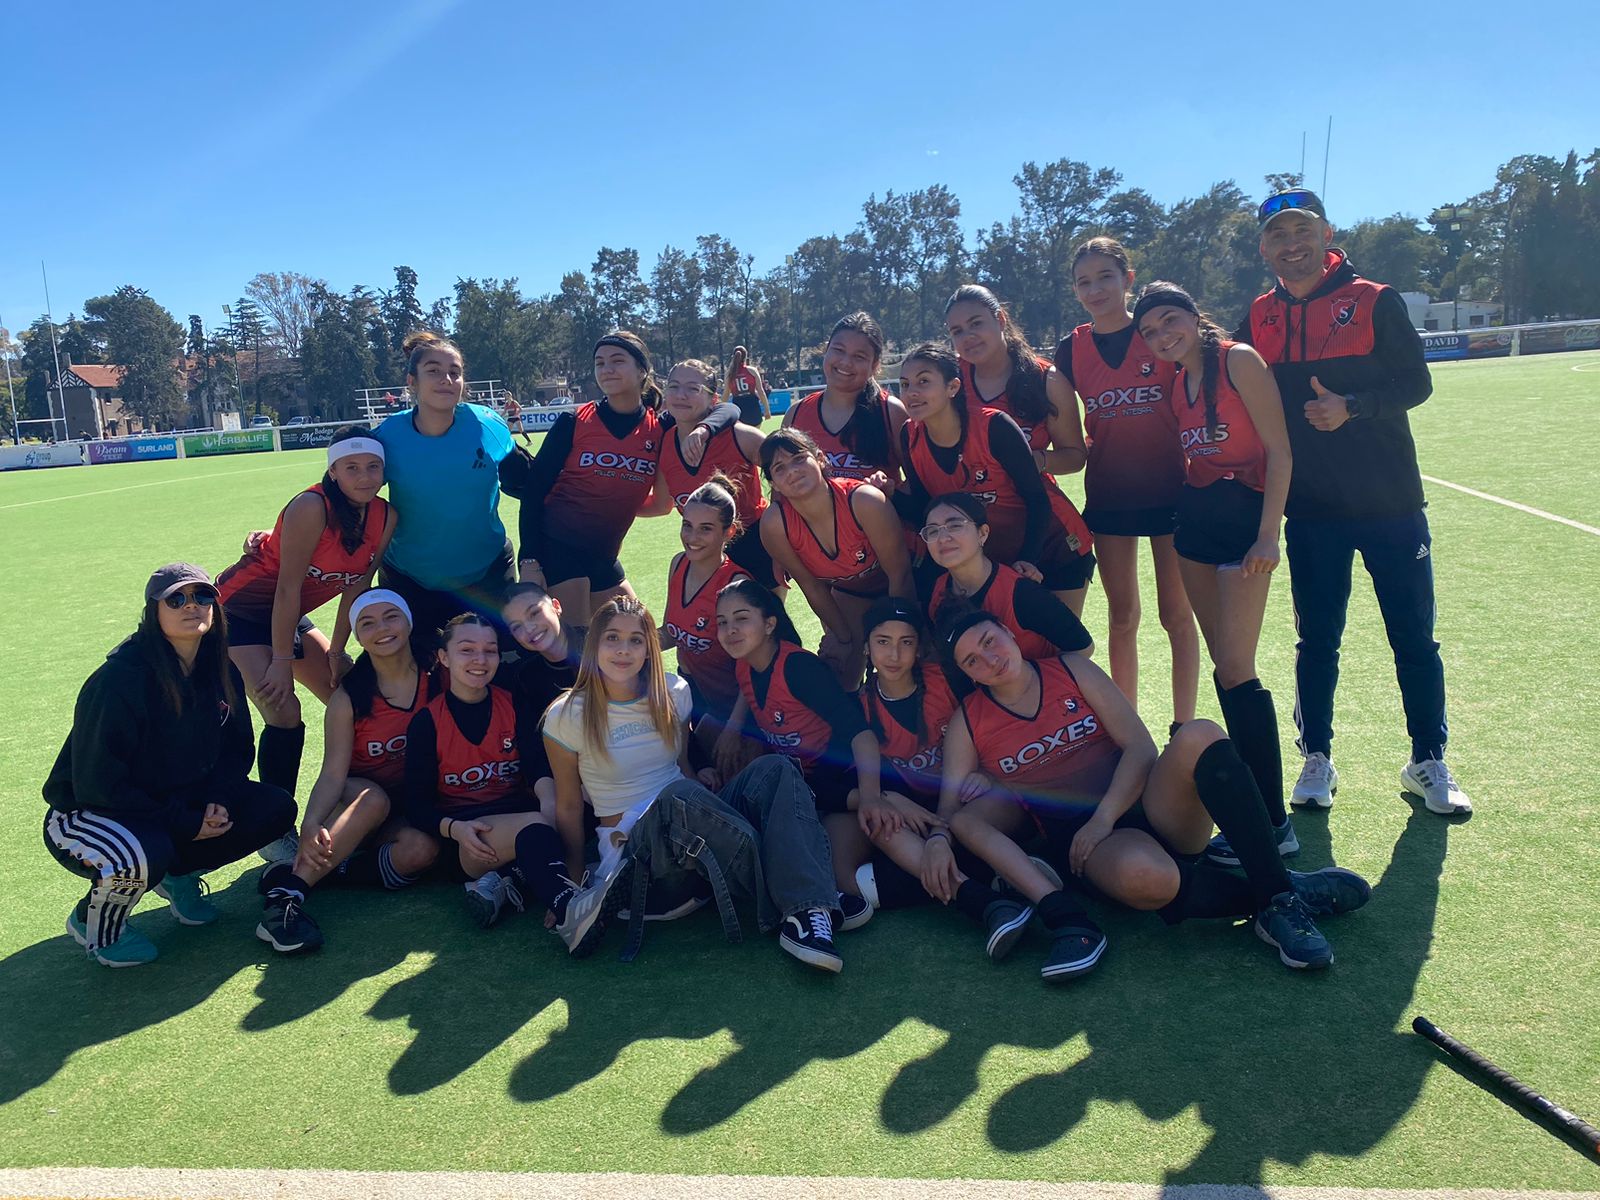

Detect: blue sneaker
[1289, 867, 1372, 916]
[1254, 892, 1333, 970]
[1206, 817, 1300, 868]
[66, 908, 158, 967]
[154, 874, 218, 925]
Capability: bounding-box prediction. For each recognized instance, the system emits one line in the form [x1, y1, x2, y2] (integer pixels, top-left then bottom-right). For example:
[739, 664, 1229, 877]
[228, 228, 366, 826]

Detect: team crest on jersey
[973, 468, 988, 484]
[644, 439, 656, 452]
[1062, 696, 1079, 714]
[695, 616, 708, 630]
[1138, 359, 1155, 377]
[501, 736, 514, 752]
[854, 548, 867, 563]
[772, 710, 785, 725]
[1333, 297, 1357, 326]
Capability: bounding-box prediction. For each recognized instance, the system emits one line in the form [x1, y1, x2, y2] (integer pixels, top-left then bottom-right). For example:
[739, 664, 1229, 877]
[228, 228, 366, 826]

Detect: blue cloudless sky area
[3, 0, 1595, 337]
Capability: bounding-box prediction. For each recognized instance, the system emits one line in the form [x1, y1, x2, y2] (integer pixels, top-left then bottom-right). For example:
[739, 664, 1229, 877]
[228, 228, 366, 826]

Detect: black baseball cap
[1258, 188, 1327, 229]
[145, 562, 213, 602]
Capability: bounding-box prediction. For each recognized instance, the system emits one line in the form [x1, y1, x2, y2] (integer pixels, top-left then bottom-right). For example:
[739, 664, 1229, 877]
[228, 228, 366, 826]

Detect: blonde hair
[574, 597, 679, 762]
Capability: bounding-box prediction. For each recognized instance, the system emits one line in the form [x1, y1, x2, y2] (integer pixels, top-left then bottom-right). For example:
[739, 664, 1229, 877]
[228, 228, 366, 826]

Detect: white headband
[350, 589, 413, 630]
[328, 436, 385, 467]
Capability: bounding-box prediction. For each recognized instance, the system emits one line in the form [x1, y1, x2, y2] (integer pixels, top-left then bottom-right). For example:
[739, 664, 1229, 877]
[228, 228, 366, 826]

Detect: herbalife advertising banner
[85, 436, 179, 464]
[181, 428, 276, 457]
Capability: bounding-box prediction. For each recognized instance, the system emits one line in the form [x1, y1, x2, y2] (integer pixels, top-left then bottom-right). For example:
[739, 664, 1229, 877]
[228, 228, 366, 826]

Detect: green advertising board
[181, 429, 276, 457]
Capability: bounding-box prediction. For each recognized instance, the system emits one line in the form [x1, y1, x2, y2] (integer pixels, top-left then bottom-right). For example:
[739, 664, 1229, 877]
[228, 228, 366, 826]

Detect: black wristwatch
[1344, 393, 1363, 419]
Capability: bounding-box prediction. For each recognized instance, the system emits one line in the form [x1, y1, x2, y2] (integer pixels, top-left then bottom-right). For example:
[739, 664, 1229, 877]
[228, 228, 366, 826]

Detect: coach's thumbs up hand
[1304, 376, 1351, 432]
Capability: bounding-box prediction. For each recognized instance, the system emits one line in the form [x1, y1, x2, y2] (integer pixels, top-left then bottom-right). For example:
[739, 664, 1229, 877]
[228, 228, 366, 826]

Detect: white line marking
[1422, 475, 1600, 537]
[0, 1168, 1595, 1200]
[0, 461, 305, 510]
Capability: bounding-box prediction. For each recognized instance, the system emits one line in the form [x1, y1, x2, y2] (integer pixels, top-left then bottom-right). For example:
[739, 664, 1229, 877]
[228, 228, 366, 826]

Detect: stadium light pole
[221, 304, 245, 419]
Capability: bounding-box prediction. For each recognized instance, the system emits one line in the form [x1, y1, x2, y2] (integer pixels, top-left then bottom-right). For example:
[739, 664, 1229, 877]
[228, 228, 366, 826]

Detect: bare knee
[258, 693, 303, 727]
[1170, 718, 1225, 761]
[1107, 597, 1141, 639]
[349, 788, 392, 827]
[388, 828, 439, 875]
[1116, 855, 1181, 911]
[1156, 592, 1195, 632]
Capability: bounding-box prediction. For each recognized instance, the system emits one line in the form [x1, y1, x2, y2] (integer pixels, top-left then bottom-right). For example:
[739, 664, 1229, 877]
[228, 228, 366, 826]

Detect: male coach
[1238, 188, 1470, 816]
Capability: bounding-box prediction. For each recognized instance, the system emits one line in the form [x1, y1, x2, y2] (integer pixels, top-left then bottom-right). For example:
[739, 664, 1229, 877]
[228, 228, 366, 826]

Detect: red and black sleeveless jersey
[1069, 323, 1185, 513]
[780, 476, 887, 593]
[663, 554, 747, 716]
[959, 355, 1053, 452]
[658, 423, 767, 531]
[861, 664, 957, 799]
[1173, 344, 1268, 492]
[427, 686, 522, 811]
[962, 656, 1120, 806]
[217, 484, 388, 618]
[729, 365, 762, 396]
[544, 401, 662, 554]
[736, 643, 834, 769]
[905, 407, 1091, 566]
[349, 669, 432, 789]
[928, 563, 1056, 662]
[788, 390, 895, 481]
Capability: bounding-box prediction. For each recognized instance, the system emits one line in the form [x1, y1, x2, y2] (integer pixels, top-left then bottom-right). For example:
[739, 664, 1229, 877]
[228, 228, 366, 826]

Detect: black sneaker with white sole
[256, 890, 324, 954]
[1288, 866, 1372, 916]
[983, 896, 1033, 962]
[618, 871, 713, 922]
[778, 908, 842, 973]
[836, 891, 873, 932]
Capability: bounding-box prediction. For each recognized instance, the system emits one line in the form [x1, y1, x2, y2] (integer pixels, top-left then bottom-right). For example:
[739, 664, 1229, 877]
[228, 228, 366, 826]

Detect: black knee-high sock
[1036, 887, 1098, 933]
[1158, 858, 1258, 924]
[954, 878, 993, 921]
[1192, 739, 1292, 909]
[259, 861, 311, 900]
[1214, 676, 1286, 825]
[512, 823, 571, 918]
[258, 723, 306, 798]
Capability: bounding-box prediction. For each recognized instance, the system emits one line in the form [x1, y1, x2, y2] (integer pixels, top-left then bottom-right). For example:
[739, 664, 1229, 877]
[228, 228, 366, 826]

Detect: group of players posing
[45, 189, 1469, 979]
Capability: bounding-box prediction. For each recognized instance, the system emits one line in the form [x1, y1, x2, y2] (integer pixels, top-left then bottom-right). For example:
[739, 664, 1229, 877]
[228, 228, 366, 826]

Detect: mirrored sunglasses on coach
[163, 587, 218, 609]
[1257, 190, 1325, 226]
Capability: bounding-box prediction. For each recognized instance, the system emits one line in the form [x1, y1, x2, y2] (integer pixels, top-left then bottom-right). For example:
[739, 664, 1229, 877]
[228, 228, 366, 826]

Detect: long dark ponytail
[944, 284, 1049, 425]
[716, 576, 803, 647]
[341, 634, 434, 720]
[826, 312, 891, 468]
[322, 423, 376, 554]
[1133, 280, 1228, 437]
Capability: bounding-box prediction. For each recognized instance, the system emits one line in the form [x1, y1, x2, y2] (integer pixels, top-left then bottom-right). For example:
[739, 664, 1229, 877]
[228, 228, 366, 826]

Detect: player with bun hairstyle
[1057, 238, 1198, 733]
[1133, 282, 1298, 866]
[897, 342, 1096, 612]
[215, 424, 395, 825]
[374, 332, 530, 648]
[723, 344, 771, 426]
[255, 589, 440, 953]
[645, 358, 779, 588]
[517, 332, 739, 619]
[782, 312, 907, 488]
[945, 284, 1084, 475]
[758, 427, 914, 688]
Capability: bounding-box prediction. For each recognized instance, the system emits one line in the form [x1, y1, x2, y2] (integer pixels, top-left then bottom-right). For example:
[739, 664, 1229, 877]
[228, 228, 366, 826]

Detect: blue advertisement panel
[1421, 333, 1468, 362]
[86, 436, 178, 464]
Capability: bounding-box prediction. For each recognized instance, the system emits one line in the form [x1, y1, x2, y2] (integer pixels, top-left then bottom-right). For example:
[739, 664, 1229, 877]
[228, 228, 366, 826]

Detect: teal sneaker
[154, 874, 218, 925]
[66, 909, 159, 967]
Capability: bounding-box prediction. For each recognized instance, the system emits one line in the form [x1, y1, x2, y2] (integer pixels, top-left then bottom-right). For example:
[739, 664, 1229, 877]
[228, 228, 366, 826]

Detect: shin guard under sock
[1036, 886, 1096, 932]
[1193, 739, 1292, 908]
[1214, 676, 1286, 825]
[1159, 857, 1258, 924]
[954, 878, 992, 922]
[258, 723, 307, 798]
[513, 823, 571, 916]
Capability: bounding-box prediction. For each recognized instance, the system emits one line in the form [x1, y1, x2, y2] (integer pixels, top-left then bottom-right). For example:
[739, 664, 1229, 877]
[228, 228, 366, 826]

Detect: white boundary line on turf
[0, 1168, 1597, 1200]
[0, 462, 306, 511]
[1422, 475, 1600, 538]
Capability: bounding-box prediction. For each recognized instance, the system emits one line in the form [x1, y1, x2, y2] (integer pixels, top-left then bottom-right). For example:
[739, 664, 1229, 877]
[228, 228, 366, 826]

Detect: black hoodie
[42, 634, 256, 839]
[1238, 249, 1432, 520]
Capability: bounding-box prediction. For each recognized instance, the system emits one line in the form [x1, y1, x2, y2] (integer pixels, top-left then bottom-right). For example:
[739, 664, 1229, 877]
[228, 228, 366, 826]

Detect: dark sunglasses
[163, 587, 218, 609]
[1258, 190, 1324, 225]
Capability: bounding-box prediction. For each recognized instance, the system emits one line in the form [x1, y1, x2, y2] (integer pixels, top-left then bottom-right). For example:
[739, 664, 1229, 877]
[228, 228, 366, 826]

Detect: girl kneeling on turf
[43, 564, 297, 966]
[936, 613, 1369, 980]
[256, 590, 441, 954]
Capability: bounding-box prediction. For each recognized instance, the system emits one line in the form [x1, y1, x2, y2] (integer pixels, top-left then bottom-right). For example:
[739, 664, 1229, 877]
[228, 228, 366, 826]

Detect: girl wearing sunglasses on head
[43, 564, 297, 966]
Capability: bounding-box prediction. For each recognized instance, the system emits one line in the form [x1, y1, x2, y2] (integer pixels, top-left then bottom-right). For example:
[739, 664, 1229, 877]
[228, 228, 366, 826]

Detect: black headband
[864, 595, 926, 637]
[1131, 287, 1199, 328]
[593, 335, 648, 372]
[940, 609, 1002, 654]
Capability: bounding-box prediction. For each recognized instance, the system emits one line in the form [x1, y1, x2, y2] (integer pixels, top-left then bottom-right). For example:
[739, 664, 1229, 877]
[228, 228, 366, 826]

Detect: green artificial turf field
[1, 352, 1596, 1191]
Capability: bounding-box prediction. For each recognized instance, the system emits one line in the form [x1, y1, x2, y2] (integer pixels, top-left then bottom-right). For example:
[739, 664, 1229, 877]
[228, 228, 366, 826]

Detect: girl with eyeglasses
[43, 564, 297, 966]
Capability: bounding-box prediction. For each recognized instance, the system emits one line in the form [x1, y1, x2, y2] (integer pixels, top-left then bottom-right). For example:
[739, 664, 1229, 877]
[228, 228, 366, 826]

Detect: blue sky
[3, 0, 1594, 338]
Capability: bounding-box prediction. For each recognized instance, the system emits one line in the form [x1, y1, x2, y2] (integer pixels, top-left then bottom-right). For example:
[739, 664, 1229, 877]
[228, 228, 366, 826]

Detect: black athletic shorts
[727, 524, 782, 589]
[733, 394, 764, 427]
[540, 538, 626, 591]
[224, 610, 317, 656]
[1040, 549, 1097, 591]
[1032, 800, 1169, 868]
[1174, 480, 1264, 566]
[1084, 505, 1178, 538]
[380, 540, 517, 653]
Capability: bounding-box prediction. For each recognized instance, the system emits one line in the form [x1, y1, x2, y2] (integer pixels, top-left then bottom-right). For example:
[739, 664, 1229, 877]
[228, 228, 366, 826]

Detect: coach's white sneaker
[1401, 758, 1472, 815]
[1291, 753, 1338, 809]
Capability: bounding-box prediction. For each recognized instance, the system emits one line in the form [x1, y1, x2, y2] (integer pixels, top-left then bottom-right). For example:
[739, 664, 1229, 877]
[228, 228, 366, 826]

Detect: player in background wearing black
[1240, 189, 1468, 815]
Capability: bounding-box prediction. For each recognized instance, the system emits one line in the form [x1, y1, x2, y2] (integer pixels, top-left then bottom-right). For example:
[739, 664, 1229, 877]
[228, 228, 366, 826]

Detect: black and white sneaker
[619, 871, 712, 922]
[463, 870, 523, 929]
[983, 896, 1033, 962]
[836, 891, 873, 932]
[557, 861, 632, 958]
[256, 890, 324, 954]
[779, 908, 842, 973]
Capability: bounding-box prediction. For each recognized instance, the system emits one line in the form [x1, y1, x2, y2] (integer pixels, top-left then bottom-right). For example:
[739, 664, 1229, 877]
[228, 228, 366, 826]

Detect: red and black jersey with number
[905, 407, 1092, 566]
[737, 643, 834, 770]
[729, 365, 762, 397]
[544, 401, 662, 557]
[1173, 344, 1268, 492]
[780, 476, 887, 594]
[788, 390, 896, 481]
[427, 686, 522, 812]
[861, 665, 957, 799]
[959, 355, 1054, 452]
[1069, 323, 1185, 513]
[962, 656, 1121, 809]
[658, 423, 767, 531]
[217, 485, 388, 619]
[663, 554, 747, 716]
[349, 669, 432, 789]
[928, 563, 1056, 662]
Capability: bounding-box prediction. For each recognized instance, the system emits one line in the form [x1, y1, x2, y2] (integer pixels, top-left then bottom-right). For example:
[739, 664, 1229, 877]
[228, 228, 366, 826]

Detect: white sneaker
[257, 831, 300, 866]
[1291, 753, 1339, 809]
[1401, 758, 1472, 815]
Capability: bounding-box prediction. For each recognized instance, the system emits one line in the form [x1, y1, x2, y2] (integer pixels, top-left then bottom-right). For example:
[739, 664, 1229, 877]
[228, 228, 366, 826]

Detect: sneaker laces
[805, 907, 833, 939]
[1272, 892, 1318, 935]
[1415, 759, 1456, 790]
[1302, 754, 1334, 783]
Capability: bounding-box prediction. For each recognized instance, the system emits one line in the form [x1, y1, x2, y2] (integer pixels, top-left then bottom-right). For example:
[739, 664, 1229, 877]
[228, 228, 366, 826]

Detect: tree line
[3, 148, 1596, 437]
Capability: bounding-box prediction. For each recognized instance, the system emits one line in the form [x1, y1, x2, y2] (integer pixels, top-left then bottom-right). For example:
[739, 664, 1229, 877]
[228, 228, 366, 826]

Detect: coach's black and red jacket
[1238, 249, 1432, 520]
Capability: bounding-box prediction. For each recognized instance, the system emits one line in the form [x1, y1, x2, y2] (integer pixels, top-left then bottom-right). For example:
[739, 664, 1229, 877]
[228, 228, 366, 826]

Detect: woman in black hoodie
[42, 563, 297, 966]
